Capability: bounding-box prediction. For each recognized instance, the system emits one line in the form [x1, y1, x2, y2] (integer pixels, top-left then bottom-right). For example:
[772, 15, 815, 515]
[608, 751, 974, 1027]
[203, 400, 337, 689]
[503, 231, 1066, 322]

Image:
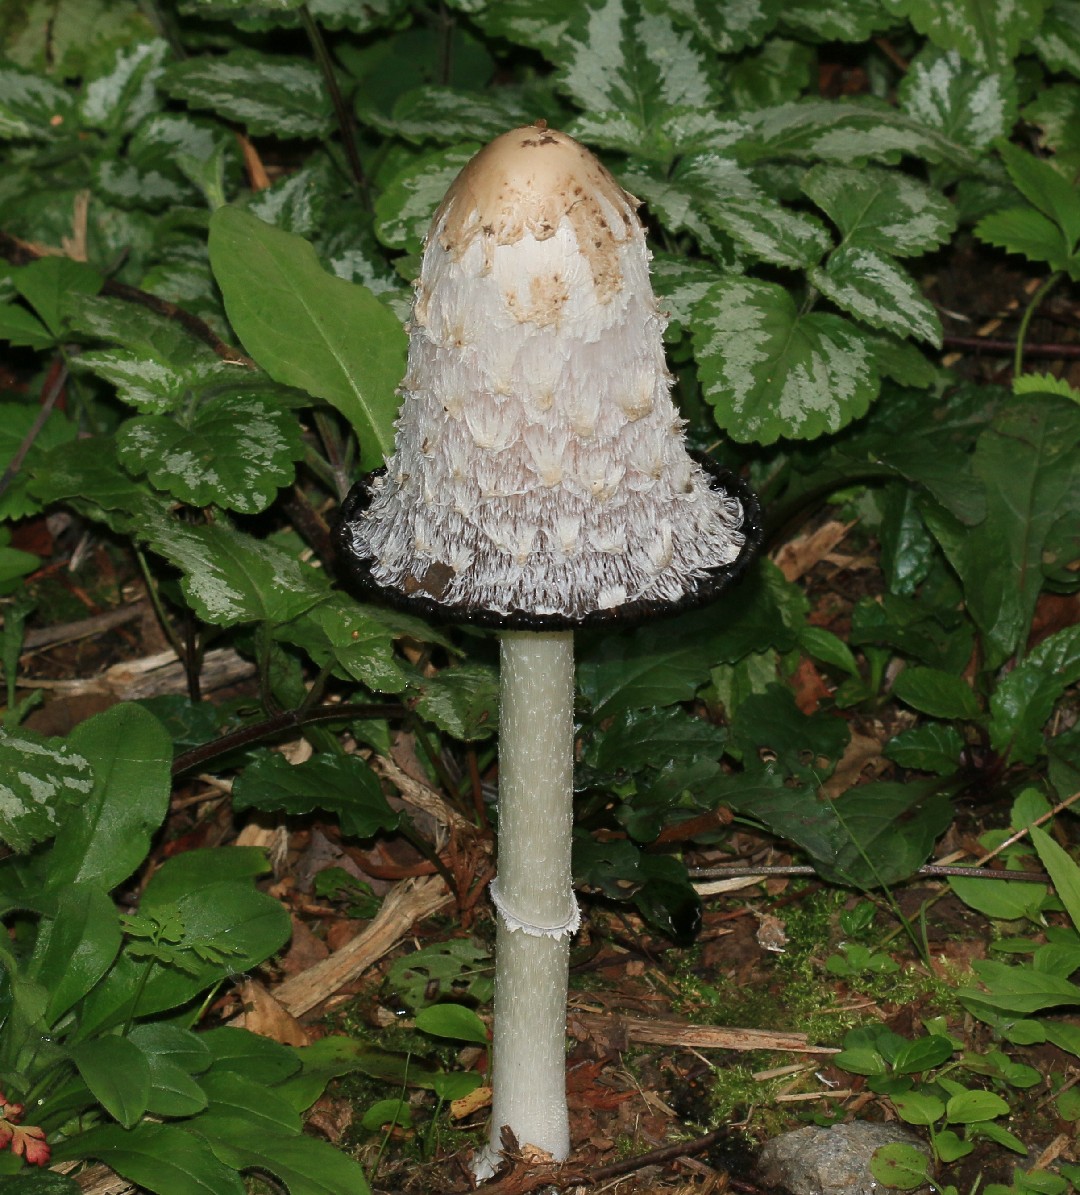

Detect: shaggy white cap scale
[348, 124, 745, 620]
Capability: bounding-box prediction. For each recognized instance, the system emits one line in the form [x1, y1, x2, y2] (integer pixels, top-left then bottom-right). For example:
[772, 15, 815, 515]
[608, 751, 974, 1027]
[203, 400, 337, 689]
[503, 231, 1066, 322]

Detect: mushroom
[336, 123, 761, 1178]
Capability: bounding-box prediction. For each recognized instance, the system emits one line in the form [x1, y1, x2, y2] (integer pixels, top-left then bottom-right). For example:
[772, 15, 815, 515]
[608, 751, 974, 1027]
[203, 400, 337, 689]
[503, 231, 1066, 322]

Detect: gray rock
[757, 1121, 932, 1195]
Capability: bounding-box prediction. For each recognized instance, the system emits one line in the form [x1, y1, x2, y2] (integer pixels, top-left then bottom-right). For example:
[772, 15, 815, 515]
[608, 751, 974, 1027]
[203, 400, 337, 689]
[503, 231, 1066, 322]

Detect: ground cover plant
[0, 0, 1079, 1191]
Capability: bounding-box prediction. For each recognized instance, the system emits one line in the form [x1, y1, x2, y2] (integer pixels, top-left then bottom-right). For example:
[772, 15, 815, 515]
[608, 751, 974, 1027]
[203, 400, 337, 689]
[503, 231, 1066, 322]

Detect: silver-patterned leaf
[880, 0, 1045, 68]
[0, 729, 94, 854]
[691, 277, 879, 444]
[360, 85, 533, 145]
[811, 246, 942, 344]
[1032, 0, 1080, 76]
[0, 62, 75, 139]
[117, 394, 304, 514]
[653, 0, 780, 54]
[463, 0, 579, 54]
[161, 51, 333, 139]
[727, 38, 815, 110]
[624, 168, 739, 263]
[93, 160, 188, 208]
[740, 99, 970, 166]
[801, 165, 956, 256]
[374, 144, 479, 253]
[79, 39, 169, 134]
[780, 0, 892, 41]
[899, 46, 1017, 149]
[650, 255, 730, 336]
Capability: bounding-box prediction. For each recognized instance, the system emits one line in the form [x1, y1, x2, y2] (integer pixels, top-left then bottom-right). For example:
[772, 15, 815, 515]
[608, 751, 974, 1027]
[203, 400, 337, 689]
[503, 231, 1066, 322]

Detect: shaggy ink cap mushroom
[336, 123, 761, 628]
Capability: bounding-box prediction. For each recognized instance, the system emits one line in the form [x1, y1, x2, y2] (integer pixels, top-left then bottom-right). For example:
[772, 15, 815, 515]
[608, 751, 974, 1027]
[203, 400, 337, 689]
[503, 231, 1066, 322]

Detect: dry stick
[0, 363, 69, 501]
[689, 862, 1051, 884]
[20, 603, 146, 651]
[942, 334, 1080, 358]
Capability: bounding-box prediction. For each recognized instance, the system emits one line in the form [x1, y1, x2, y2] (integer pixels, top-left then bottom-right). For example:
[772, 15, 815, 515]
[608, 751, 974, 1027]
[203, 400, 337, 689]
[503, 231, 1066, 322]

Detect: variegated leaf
[161, 51, 333, 139]
[117, 394, 304, 514]
[740, 99, 970, 166]
[0, 62, 75, 139]
[463, 0, 580, 55]
[811, 246, 943, 345]
[1032, 0, 1080, 75]
[0, 729, 94, 853]
[801, 165, 956, 256]
[653, 0, 780, 54]
[1024, 83, 1080, 159]
[556, 0, 723, 159]
[650, 255, 729, 336]
[899, 47, 1017, 149]
[727, 39, 815, 110]
[360, 85, 533, 145]
[880, 0, 1045, 68]
[625, 168, 739, 263]
[79, 39, 169, 135]
[691, 277, 879, 444]
[374, 144, 480, 253]
[780, 0, 892, 42]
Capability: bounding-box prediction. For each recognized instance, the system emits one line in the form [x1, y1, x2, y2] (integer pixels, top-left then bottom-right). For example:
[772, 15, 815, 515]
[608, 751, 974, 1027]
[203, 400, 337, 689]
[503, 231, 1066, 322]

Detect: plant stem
[1014, 271, 1063, 378]
[475, 630, 577, 1179]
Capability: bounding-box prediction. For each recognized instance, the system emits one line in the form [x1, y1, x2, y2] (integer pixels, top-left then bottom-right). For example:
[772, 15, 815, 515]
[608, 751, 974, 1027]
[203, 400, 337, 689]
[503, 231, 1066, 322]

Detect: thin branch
[0, 362, 69, 501]
[943, 333, 1080, 359]
[689, 862, 1051, 884]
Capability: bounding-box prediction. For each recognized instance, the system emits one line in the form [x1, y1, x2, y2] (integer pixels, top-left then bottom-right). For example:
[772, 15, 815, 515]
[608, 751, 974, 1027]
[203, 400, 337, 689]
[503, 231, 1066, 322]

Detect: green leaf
[1032, 0, 1080, 75]
[464, 0, 578, 54]
[899, 46, 1017, 150]
[140, 847, 274, 907]
[70, 1036, 152, 1129]
[363, 85, 532, 145]
[0, 61, 75, 139]
[558, 0, 731, 158]
[658, 0, 780, 53]
[49, 703, 171, 891]
[232, 751, 400, 840]
[997, 140, 1080, 250]
[726, 38, 815, 111]
[811, 246, 942, 345]
[780, 0, 893, 40]
[209, 206, 406, 468]
[880, 0, 1046, 68]
[200, 1126, 373, 1195]
[373, 143, 479, 254]
[79, 39, 168, 135]
[871, 1142, 932, 1189]
[11, 257, 103, 337]
[891, 667, 981, 720]
[414, 664, 499, 741]
[801, 165, 956, 257]
[0, 727, 93, 853]
[52, 1123, 246, 1195]
[0, 302, 53, 350]
[960, 958, 1080, 1013]
[386, 940, 493, 1011]
[117, 394, 304, 514]
[948, 866, 1048, 921]
[1031, 825, 1080, 935]
[885, 723, 965, 775]
[990, 626, 1080, 763]
[891, 1089, 946, 1125]
[432, 1071, 482, 1101]
[128, 1023, 212, 1075]
[359, 1098, 411, 1131]
[892, 1035, 955, 1074]
[414, 1003, 488, 1044]
[976, 207, 1075, 273]
[201, 1026, 301, 1086]
[196, 1069, 301, 1135]
[161, 51, 332, 139]
[31, 883, 121, 1024]
[0, 1172, 81, 1192]
[583, 706, 727, 782]
[946, 1089, 1011, 1123]
[692, 277, 878, 444]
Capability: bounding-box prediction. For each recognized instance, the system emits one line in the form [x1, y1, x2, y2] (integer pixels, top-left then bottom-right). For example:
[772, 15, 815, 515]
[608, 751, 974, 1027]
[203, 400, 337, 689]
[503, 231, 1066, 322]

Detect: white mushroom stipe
[347, 125, 746, 620]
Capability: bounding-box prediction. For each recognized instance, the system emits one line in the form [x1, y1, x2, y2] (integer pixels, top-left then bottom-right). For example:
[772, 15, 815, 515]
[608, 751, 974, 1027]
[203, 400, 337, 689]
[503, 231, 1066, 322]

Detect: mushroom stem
[474, 629, 577, 1179]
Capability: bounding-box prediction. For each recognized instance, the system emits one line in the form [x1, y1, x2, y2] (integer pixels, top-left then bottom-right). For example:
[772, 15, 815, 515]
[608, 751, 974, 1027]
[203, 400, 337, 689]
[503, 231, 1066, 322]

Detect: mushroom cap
[337, 124, 761, 630]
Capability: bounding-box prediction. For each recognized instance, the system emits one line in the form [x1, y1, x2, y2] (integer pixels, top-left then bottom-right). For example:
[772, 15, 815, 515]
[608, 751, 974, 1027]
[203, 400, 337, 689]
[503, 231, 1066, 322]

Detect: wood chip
[773, 520, 855, 582]
[22, 646, 255, 699]
[271, 875, 452, 1017]
[572, 1011, 835, 1055]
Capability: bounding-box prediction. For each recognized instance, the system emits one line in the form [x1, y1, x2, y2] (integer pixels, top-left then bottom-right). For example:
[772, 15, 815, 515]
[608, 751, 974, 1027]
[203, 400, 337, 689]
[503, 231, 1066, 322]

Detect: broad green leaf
[899, 47, 1017, 150]
[960, 959, 1080, 1013]
[74, 347, 231, 414]
[140, 512, 327, 628]
[49, 703, 170, 891]
[140, 847, 273, 907]
[79, 39, 168, 135]
[0, 61, 75, 139]
[885, 723, 965, 775]
[117, 394, 304, 514]
[657, 0, 780, 53]
[997, 140, 1080, 250]
[142, 1055, 208, 1118]
[947, 1089, 1010, 1123]
[414, 664, 500, 741]
[274, 1034, 426, 1111]
[0, 302, 53, 350]
[363, 85, 532, 145]
[202, 1026, 301, 1086]
[1031, 825, 1080, 935]
[990, 626, 1080, 763]
[197, 1069, 301, 1135]
[692, 277, 878, 444]
[31, 883, 121, 1024]
[415, 1003, 488, 1044]
[360, 1098, 411, 1131]
[231, 751, 400, 840]
[739, 99, 969, 166]
[198, 1125, 373, 1195]
[801, 165, 956, 257]
[948, 865, 1048, 922]
[0, 728, 93, 853]
[128, 1023, 212, 1075]
[891, 667, 981, 720]
[811, 246, 942, 344]
[1025, 83, 1080, 165]
[1030, 0, 1080, 75]
[799, 625, 860, 676]
[880, 0, 1046, 68]
[70, 1036, 152, 1128]
[161, 51, 332, 139]
[433, 1071, 482, 1100]
[650, 255, 729, 334]
[975, 206, 1074, 273]
[891, 1089, 946, 1125]
[0, 1172, 81, 1192]
[726, 38, 815, 110]
[463, 0, 579, 54]
[583, 706, 727, 782]
[892, 1035, 955, 1074]
[871, 1142, 933, 1190]
[373, 143, 479, 254]
[386, 939, 494, 1011]
[557, 0, 726, 159]
[209, 206, 406, 467]
[780, 0, 892, 40]
[727, 684, 850, 776]
[578, 562, 804, 716]
[51, 1123, 246, 1195]
[11, 257, 103, 336]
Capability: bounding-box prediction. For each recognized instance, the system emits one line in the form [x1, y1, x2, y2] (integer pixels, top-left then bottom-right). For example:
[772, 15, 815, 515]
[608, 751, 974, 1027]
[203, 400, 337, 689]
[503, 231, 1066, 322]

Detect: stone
[757, 1121, 932, 1195]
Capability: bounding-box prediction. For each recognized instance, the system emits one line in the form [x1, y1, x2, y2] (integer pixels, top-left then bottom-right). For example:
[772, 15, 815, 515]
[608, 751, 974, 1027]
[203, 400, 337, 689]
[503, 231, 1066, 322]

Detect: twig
[942, 334, 1080, 359]
[0, 363, 69, 501]
[20, 602, 145, 651]
[689, 862, 1051, 883]
[585, 1126, 727, 1182]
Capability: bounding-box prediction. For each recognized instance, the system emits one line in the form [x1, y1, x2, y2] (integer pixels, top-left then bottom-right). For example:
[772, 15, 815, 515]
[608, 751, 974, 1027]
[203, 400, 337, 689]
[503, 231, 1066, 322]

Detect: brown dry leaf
[820, 731, 886, 799]
[773, 520, 855, 582]
[231, 979, 312, 1046]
